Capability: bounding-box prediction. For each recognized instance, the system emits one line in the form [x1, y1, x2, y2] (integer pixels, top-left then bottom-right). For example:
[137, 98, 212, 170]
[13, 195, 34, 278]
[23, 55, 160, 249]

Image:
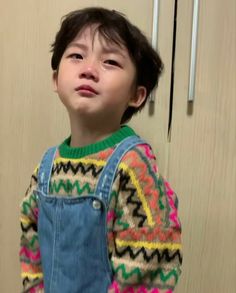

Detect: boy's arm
[20, 168, 44, 293]
[108, 144, 182, 293]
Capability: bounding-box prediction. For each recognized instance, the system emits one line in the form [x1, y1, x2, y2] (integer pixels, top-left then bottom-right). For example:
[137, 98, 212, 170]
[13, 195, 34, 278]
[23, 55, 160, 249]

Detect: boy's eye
[104, 59, 120, 67]
[69, 53, 83, 59]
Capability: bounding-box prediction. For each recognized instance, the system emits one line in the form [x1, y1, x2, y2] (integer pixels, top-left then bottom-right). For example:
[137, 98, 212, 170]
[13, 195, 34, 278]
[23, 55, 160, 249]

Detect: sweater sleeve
[19, 167, 45, 293]
[108, 144, 182, 293]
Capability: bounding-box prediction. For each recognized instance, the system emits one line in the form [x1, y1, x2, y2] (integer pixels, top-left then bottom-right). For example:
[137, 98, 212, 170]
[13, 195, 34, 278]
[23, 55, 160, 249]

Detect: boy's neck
[69, 117, 121, 148]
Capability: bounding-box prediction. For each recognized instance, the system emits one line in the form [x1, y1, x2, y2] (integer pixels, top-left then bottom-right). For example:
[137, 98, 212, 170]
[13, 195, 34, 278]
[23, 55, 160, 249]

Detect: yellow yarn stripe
[116, 239, 181, 250]
[33, 164, 39, 174]
[54, 157, 106, 167]
[21, 272, 43, 279]
[119, 162, 155, 227]
[20, 216, 32, 225]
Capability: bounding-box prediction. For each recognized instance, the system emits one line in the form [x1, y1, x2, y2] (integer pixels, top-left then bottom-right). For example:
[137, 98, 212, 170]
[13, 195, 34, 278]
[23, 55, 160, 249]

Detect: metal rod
[149, 0, 160, 102]
[188, 0, 200, 102]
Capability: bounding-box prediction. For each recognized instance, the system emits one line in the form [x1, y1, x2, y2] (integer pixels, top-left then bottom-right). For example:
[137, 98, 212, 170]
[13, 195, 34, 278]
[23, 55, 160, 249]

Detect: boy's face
[53, 25, 146, 127]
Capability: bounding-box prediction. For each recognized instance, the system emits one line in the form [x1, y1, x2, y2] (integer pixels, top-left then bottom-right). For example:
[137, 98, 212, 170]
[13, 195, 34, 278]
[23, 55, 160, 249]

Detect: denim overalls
[36, 135, 144, 293]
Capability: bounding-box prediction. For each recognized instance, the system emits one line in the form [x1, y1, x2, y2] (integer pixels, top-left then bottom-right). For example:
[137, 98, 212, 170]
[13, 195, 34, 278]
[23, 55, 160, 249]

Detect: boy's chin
[68, 109, 119, 126]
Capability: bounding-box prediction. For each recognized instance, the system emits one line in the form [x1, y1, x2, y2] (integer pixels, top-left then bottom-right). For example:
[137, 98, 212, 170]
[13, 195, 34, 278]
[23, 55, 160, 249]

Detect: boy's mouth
[75, 85, 98, 95]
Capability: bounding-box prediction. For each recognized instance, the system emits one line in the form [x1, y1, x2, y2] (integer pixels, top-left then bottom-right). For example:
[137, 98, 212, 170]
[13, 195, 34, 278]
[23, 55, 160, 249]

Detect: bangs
[74, 23, 127, 50]
[95, 25, 126, 48]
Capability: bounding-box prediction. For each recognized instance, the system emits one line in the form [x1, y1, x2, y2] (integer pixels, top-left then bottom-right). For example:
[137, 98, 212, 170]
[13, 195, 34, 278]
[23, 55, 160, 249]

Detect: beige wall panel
[0, 1, 154, 292]
[169, 0, 236, 292]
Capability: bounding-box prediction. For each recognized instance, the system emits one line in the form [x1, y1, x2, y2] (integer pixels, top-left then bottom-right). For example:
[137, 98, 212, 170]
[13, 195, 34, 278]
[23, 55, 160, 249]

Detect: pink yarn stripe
[29, 283, 44, 293]
[109, 281, 120, 293]
[153, 165, 158, 173]
[123, 287, 159, 293]
[109, 281, 172, 293]
[140, 144, 158, 173]
[33, 208, 39, 218]
[169, 211, 180, 229]
[107, 210, 116, 223]
[164, 180, 180, 229]
[20, 247, 41, 261]
[141, 144, 156, 160]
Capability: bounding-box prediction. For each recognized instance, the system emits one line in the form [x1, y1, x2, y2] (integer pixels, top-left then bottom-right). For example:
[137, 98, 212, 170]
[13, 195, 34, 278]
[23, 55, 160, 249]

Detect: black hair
[51, 7, 164, 123]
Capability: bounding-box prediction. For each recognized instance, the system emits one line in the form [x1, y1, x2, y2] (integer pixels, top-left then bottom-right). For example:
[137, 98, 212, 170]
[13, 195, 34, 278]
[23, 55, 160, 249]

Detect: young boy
[20, 7, 182, 293]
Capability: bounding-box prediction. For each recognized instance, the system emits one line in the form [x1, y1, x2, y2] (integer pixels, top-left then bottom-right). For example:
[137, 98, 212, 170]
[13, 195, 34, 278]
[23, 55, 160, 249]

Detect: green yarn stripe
[21, 193, 37, 215]
[113, 262, 179, 284]
[49, 180, 92, 195]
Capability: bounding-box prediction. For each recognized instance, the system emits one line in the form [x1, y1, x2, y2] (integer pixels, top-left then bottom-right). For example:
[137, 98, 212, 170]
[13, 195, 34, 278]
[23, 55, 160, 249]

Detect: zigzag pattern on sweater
[114, 242, 182, 264]
[119, 170, 147, 227]
[21, 222, 37, 233]
[22, 277, 43, 290]
[124, 150, 161, 212]
[117, 227, 181, 242]
[20, 247, 41, 263]
[20, 264, 42, 276]
[115, 209, 130, 230]
[49, 162, 123, 195]
[28, 283, 44, 293]
[112, 262, 179, 284]
[49, 179, 92, 195]
[164, 180, 181, 229]
[21, 193, 37, 215]
[23, 276, 34, 286]
[109, 280, 173, 293]
[51, 160, 103, 177]
[134, 148, 167, 214]
[126, 191, 147, 228]
[21, 234, 38, 249]
[23, 174, 38, 200]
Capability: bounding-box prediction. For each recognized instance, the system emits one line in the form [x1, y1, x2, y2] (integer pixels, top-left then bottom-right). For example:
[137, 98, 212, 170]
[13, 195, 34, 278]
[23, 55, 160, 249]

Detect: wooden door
[0, 1, 157, 292]
[168, 0, 236, 292]
[130, 0, 175, 176]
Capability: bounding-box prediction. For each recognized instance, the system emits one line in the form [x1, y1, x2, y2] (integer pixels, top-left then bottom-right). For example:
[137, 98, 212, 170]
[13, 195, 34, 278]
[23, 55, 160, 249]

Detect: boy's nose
[79, 63, 99, 82]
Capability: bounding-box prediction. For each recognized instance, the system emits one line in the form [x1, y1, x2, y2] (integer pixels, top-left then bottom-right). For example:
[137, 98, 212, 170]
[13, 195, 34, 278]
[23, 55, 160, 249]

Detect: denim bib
[36, 135, 144, 293]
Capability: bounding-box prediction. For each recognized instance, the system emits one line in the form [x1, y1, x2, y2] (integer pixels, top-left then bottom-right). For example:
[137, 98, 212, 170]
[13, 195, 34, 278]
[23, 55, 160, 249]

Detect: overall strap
[95, 135, 145, 207]
[38, 146, 57, 194]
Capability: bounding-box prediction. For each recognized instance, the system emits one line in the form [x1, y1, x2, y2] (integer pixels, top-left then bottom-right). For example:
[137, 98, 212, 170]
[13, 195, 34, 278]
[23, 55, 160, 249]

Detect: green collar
[58, 125, 136, 159]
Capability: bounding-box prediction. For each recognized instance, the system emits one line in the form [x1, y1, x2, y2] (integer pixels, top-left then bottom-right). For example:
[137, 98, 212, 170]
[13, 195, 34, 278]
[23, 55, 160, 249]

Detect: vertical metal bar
[188, 0, 200, 102]
[149, 0, 160, 102]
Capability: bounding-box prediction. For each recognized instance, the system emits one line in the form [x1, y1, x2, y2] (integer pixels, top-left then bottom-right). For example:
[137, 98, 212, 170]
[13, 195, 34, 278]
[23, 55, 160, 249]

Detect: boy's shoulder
[119, 140, 157, 171]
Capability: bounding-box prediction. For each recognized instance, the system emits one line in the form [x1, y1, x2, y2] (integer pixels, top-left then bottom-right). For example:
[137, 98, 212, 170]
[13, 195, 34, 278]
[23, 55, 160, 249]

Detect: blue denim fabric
[36, 135, 144, 293]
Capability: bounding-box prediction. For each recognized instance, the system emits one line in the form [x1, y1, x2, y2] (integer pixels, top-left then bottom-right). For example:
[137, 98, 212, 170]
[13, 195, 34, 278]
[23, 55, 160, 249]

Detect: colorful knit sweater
[20, 125, 182, 293]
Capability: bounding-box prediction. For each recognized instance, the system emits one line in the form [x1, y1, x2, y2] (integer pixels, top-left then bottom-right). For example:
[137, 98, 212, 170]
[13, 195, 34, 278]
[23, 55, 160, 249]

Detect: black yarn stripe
[119, 171, 147, 227]
[51, 161, 103, 177]
[115, 244, 183, 264]
[21, 222, 37, 232]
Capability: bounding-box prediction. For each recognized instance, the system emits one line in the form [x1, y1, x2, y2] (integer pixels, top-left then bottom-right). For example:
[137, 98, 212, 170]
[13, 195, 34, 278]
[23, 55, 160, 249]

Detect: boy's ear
[52, 70, 58, 92]
[128, 86, 147, 108]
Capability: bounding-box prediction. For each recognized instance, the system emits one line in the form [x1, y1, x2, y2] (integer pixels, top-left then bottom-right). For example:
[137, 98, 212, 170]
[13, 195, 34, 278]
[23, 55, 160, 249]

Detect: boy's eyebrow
[67, 42, 88, 51]
[101, 46, 127, 59]
[67, 42, 127, 59]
